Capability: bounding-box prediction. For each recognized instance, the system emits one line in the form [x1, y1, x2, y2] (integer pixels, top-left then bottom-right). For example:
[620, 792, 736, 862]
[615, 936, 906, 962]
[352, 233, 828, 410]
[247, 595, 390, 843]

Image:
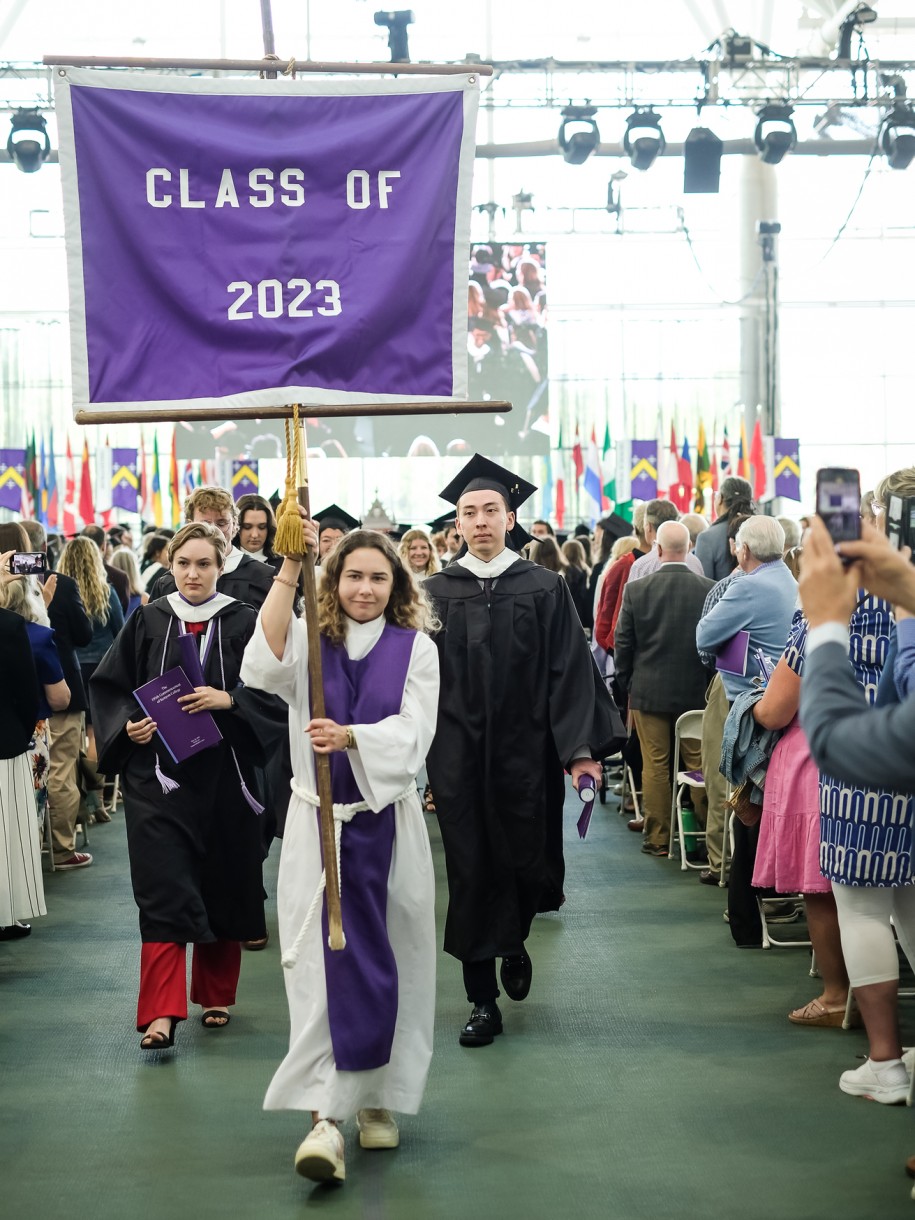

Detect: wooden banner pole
[44, 55, 492, 77]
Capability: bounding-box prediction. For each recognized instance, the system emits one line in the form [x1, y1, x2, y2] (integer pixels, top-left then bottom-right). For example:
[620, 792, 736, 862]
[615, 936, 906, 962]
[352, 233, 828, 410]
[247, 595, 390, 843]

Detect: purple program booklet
[716, 630, 750, 677]
[133, 665, 222, 765]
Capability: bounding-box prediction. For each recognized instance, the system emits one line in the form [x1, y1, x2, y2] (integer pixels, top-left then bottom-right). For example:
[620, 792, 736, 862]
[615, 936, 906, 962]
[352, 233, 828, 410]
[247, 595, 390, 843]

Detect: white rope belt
[281, 780, 414, 969]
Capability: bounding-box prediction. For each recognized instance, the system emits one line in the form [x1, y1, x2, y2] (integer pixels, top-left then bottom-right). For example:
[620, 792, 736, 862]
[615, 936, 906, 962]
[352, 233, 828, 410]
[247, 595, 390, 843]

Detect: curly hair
[167, 521, 228, 567]
[318, 530, 438, 645]
[398, 528, 441, 578]
[184, 484, 237, 525]
[58, 536, 111, 622]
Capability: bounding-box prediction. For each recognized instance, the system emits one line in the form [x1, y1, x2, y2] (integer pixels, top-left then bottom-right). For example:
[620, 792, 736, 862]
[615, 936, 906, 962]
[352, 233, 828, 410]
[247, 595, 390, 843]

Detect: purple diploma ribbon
[576, 775, 597, 840]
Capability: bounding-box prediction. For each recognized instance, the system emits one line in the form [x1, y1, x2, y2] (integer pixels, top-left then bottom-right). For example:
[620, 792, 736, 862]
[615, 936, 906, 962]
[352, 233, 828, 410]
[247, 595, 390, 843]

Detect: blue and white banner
[55, 69, 480, 417]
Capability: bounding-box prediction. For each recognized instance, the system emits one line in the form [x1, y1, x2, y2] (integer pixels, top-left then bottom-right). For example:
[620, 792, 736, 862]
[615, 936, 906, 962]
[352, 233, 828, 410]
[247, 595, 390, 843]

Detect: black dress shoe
[459, 1002, 503, 1047]
[699, 869, 723, 887]
[0, 921, 31, 940]
[499, 953, 532, 1002]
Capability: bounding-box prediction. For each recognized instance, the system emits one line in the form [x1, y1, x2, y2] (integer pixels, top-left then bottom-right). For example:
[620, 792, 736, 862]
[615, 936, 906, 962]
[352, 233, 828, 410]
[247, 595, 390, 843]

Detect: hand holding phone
[10, 552, 48, 576]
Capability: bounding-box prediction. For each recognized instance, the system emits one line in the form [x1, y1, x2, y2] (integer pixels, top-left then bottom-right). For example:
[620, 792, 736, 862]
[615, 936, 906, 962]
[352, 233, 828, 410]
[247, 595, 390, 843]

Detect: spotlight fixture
[754, 103, 796, 165]
[623, 108, 665, 172]
[558, 104, 600, 165]
[881, 102, 915, 170]
[683, 127, 723, 193]
[838, 3, 878, 60]
[7, 109, 51, 174]
[373, 10, 414, 63]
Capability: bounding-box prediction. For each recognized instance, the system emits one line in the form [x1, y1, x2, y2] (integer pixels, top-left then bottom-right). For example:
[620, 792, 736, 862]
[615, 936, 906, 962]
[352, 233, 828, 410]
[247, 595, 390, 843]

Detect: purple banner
[56, 71, 478, 416]
[0, 448, 27, 513]
[630, 440, 658, 500]
[773, 439, 801, 501]
[231, 459, 258, 501]
[111, 448, 139, 512]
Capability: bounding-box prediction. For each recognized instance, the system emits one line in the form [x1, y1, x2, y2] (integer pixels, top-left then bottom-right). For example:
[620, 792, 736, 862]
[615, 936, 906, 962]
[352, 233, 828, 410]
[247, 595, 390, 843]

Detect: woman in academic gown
[91, 522, 271, 1051]
[240, 515, 439, 1186]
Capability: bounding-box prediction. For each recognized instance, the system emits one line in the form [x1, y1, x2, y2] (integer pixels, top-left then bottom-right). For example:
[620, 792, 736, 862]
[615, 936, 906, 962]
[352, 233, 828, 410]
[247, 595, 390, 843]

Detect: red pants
[137, 941, 241, 1031]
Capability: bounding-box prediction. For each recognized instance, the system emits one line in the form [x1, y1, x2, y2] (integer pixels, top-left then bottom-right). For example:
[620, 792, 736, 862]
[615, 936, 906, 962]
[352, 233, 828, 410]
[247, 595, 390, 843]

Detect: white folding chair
[756, 895, 810, 950]
[668, 710, 707, 870]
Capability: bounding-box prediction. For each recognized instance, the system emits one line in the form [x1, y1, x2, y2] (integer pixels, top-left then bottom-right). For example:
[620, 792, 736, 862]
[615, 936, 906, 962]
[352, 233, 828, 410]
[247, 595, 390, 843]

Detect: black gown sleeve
[90, 610, 147, 776]
[547, 576, 626, 766]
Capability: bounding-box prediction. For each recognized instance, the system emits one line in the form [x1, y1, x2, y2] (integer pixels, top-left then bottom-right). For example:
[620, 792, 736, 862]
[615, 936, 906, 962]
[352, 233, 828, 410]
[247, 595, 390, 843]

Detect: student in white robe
[240, 513, 439, 1186]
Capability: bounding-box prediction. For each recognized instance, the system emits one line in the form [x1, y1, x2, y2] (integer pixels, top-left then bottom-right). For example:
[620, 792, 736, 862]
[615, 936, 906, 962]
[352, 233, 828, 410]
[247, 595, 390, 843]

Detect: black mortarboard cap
[599, 512, 634, 544]
[313, 503, 361, 533]
[427, 511, 457, 532]
[438, 453, 538, 551]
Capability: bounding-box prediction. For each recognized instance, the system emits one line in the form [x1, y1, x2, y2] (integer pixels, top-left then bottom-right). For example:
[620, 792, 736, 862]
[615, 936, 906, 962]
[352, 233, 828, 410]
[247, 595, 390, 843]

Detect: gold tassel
[273, 403, 307, 557]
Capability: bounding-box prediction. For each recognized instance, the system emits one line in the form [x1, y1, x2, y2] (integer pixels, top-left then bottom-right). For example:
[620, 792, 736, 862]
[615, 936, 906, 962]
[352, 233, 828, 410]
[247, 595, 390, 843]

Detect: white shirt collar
[455, 547, 521, 579]
[166, 590, 235, 623]
[343, 613, 386, 660]
[223, 545, 245, 574]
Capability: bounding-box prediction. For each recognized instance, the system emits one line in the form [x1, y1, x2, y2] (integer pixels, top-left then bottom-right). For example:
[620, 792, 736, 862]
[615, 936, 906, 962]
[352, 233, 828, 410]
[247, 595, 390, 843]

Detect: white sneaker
[294, 1120, 345, 1182]
[839, 1057, 910, 1105]
[356, 1108, 399, 1149]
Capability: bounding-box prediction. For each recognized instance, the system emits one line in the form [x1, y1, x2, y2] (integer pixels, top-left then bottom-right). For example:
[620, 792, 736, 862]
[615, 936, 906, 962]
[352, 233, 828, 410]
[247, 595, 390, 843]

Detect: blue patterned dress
[785, 599, 913, 887]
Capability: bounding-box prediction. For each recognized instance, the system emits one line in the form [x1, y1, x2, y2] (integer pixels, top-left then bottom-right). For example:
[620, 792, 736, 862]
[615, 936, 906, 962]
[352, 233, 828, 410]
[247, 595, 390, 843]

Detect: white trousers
[832, 881, 915, 988]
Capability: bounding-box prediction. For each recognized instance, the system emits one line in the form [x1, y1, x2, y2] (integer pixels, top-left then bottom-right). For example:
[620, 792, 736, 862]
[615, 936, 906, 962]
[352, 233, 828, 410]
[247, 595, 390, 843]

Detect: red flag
[750, 420, 767, 500]
[62, 436, 77, 536]
[78, 439, 94, 526]
[555, 478, 566, 529]
[571, 427, 584, 486]
[169, 429, 181, 527]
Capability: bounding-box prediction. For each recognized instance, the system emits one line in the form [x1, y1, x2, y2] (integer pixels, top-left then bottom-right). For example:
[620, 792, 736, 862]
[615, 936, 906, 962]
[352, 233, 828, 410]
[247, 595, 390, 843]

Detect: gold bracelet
[345, 726, 356, 751]
[273, 573, 298, 589]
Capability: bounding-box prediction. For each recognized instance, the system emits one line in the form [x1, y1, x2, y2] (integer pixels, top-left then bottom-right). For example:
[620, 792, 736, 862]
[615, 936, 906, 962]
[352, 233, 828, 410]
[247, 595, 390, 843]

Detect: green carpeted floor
[2, 785, 914, 1220]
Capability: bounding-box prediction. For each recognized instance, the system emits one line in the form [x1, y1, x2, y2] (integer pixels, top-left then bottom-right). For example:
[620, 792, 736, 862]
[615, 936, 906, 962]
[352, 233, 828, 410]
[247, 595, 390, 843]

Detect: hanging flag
[23, 431, 38, 519]
[710, 443, 720, 503]
[0, 449, 27, 513]
[111, 448, 139, 512]
[151, 434, 163, 528]
[773, 438, 801, 502]
[62, 437, 78, 536]
[170, 430, 182, 526]
[629, 440, 658, 500]
[199, 459, 211, 486]
[668, 437, 693, 513]
[541, 453, 554, 522]
[572, 426, 584, 487]
[183, 460, 196, 499]
[45, 431, 59, 528]
[721, 426, 732, 478]
[78, 438, 95, 525]
[659, 422, 679, 499]
[694, 420, 711, 512]
[583, 428, 603, 520]
[601, 420, 616, 505]
[738, 419, 750, 479]
[555, 478, 566, 530]
[231, 459, 259, 501]
[750, 419, 767, 500]
[138, 429, 149, 520]
[37, 435, 48, 526]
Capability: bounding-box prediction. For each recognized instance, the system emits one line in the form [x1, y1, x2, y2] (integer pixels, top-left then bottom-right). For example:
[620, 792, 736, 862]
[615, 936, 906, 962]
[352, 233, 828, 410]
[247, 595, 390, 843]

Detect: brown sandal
[787, 998, 846, 1027]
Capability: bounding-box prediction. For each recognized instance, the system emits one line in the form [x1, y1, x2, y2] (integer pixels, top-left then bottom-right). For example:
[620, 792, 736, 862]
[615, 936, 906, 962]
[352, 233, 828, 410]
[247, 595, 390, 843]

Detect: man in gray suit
[614, 522, 714, 854]
[800, 517, 915, 795]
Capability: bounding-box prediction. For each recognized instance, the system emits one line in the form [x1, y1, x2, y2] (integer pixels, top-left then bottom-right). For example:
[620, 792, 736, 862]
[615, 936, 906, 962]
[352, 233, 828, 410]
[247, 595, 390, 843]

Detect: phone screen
[10, 552, 47, 576]
[816, 470, 861, 544]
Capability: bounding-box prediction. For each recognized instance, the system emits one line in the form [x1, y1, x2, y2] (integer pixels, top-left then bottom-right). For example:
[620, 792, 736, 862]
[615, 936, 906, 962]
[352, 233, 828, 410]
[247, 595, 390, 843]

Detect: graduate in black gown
[423, 455, 625, 1048]
[91, 522, 274, 1051]
[147, 485, 274, 610]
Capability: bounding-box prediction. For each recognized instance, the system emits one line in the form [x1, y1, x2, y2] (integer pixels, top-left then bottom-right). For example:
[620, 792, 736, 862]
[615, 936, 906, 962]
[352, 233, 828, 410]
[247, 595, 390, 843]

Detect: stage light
[373, 10, 414, 63]
[881, 103, 915, 170]
[838, 4, 878, 60]
[558, 105, 600, 165]
[754, 103, 796, 165]
[623, 109, 665, 172]
[7, 109, 51, 174]
[683, 127, 723, 193]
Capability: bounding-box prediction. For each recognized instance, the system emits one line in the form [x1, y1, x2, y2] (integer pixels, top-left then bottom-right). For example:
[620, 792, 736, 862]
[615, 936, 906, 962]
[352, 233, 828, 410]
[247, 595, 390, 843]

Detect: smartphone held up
[815, 468, 861, 545]
[10, 552, 47, 576]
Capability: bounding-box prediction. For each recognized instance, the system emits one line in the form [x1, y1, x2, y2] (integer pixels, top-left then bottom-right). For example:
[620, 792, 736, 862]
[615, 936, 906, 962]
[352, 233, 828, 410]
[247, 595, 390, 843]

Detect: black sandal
[201, 1009, 231, 1029]
[422, 785, 436, 813]
[140, 1018, 176, 1050]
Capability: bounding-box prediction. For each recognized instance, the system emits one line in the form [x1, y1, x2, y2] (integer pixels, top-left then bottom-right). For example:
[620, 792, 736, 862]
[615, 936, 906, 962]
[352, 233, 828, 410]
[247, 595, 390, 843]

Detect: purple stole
[317, 623, 416, 1072]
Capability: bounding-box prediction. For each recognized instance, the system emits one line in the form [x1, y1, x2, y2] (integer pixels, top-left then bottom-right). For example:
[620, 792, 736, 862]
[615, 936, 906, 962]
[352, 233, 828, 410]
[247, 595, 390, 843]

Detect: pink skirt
[752, 719, 830, 894]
